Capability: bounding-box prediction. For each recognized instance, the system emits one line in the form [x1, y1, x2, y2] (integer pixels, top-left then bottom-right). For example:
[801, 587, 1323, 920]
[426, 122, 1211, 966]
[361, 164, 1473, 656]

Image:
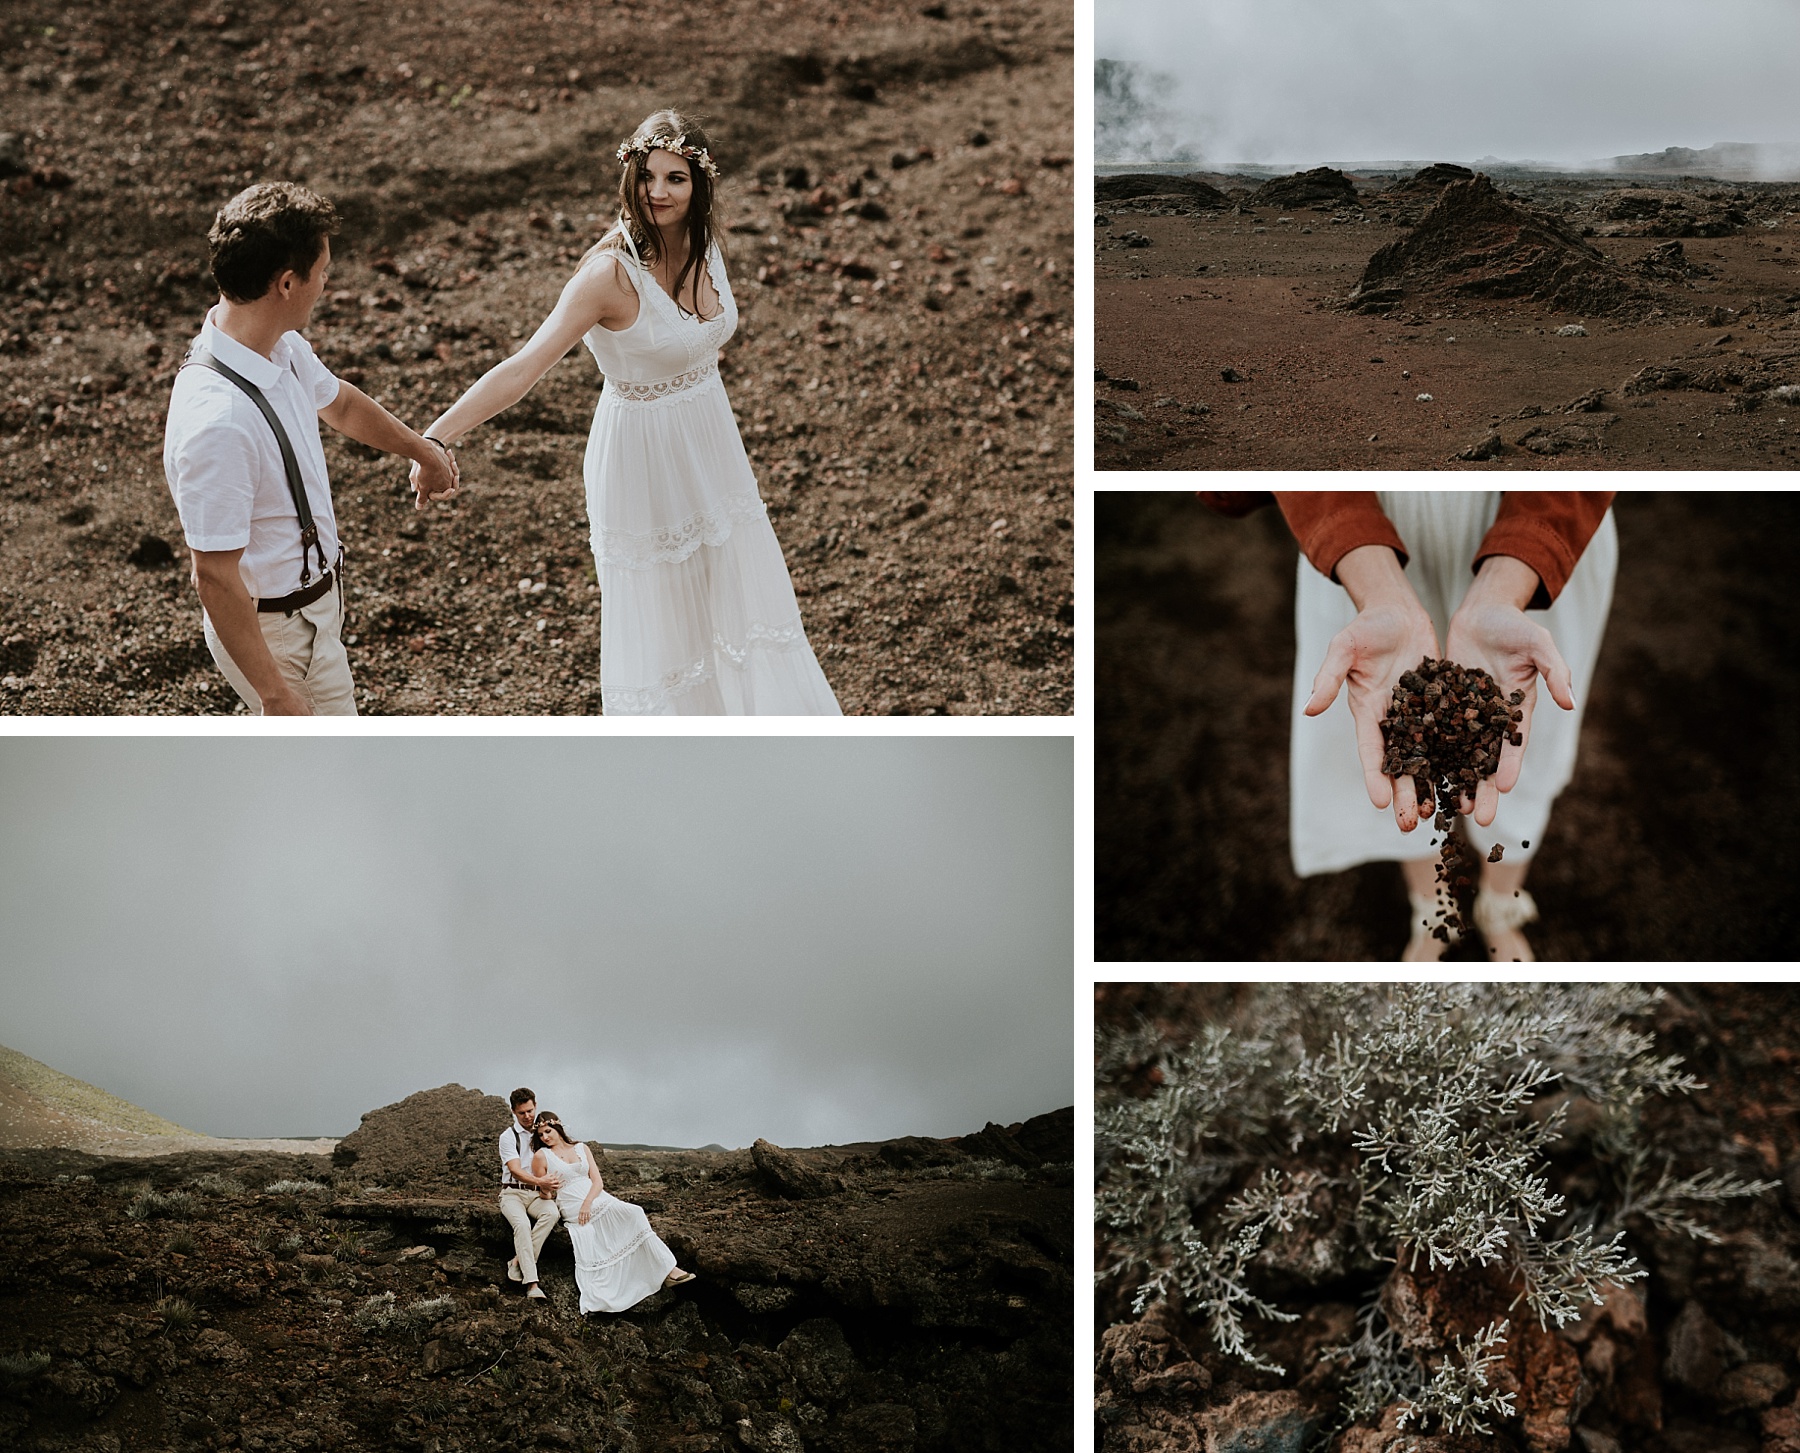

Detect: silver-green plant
[1097, 984, 1776, 1434]
[352, 1291, 455, 1337]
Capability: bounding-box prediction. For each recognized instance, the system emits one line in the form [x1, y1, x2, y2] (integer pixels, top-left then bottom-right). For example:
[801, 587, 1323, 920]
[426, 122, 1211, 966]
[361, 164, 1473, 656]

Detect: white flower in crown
[614, 132, 720, 180]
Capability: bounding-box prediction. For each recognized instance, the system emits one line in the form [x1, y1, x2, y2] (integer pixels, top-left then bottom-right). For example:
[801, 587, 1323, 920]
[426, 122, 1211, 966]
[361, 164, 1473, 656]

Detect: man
[499, 1087, 561, 1301]
[162, 181, 458, 714]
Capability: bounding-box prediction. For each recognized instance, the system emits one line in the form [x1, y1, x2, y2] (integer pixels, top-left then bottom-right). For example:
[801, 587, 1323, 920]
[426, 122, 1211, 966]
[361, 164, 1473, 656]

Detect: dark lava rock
[1251, 166, 1357, 209]
[1349, 174, 1637, 315]
[751, 1137, 843, 1199]
[332, 1083, 513, 1186]
[125, 534, 176, 569]
[1636, 239, 1712, 281]
[1454, 431, 1504, 461]
[1406, 162, 1475, 189]
[1096, 173, 1229, 206]
[878, 1135, 966, 1169]
[1518, 416, 1615, 454]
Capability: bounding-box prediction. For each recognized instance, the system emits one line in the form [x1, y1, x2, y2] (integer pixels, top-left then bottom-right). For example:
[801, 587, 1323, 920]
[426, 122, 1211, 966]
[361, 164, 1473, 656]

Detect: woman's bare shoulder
[574, 247, 637, 295]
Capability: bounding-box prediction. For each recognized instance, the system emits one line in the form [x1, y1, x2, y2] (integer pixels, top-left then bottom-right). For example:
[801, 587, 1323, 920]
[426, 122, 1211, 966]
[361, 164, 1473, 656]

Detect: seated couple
[498, 1088, 695, 1313]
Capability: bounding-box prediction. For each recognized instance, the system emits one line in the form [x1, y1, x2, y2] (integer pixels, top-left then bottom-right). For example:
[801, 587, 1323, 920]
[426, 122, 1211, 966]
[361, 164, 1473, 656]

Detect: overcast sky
[1097, 0, 1800, 166]
[0, 737, 1070, 1149]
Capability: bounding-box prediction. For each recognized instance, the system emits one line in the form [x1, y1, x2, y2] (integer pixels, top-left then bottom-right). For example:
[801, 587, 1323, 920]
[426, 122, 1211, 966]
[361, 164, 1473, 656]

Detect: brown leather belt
[258, 568, 335, 615]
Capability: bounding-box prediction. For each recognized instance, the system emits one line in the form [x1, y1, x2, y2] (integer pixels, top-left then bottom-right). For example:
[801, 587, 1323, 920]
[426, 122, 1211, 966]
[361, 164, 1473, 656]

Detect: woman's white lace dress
[580, 232, 841, 714]
[542, 1143, 677, 1314]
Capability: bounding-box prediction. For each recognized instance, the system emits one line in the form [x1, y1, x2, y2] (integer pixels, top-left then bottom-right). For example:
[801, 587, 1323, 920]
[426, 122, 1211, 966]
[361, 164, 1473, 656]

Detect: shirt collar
[200, 305, 287, 390]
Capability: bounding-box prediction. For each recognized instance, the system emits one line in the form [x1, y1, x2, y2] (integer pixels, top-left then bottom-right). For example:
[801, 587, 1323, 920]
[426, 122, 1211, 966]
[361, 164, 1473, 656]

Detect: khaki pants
[499, 1187, 561, 1284]
[204, 580, 357, 715]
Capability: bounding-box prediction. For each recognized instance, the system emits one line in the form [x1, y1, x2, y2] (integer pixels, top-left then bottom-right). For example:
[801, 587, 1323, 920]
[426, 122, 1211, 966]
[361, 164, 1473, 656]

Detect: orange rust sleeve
[1272, 492, 1408, 583]
[1474, 492, 1616, 608]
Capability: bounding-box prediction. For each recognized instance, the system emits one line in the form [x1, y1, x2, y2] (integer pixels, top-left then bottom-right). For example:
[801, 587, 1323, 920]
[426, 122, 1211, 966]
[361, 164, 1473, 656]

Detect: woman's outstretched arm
[421, 254, 637, 449]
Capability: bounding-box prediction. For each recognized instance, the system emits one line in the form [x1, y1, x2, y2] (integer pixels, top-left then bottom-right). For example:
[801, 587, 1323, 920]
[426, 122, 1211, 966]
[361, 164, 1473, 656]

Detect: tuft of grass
[126, 1187, 195, 1221]
[0, 1350, 51, 1385]
[191, 1172, 245, 1197]
[165, 1230, 197, 1256]
[265, 1178, 329, 1196]
[353, 1291, 455, 1337]
[155, 1296, 197, 1331]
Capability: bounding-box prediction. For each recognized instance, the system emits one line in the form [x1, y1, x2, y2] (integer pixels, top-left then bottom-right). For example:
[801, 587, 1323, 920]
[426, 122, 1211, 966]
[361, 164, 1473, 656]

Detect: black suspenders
[184, 347, 332, 590]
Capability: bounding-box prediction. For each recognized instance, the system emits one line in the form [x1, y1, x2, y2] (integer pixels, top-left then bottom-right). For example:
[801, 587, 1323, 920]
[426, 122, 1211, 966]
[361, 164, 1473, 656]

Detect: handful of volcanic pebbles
[1380, 657, 1524, 945]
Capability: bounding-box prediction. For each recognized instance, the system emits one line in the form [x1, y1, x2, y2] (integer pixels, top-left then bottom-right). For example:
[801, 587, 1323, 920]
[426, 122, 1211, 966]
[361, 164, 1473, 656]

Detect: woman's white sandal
[1474, 887, 1538, 962]
[1402, 891, 1460, 961]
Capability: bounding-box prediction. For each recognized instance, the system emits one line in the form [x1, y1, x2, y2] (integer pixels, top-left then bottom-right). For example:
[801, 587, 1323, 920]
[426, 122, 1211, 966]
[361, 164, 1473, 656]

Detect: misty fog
[1097, 0, 1800, 171]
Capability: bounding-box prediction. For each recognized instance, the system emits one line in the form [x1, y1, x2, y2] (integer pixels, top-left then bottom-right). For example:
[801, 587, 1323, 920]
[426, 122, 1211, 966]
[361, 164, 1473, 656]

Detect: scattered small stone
[1220, 367, 1247, 383]
[1556, 324, 1589, 337]
[1455, 432, 1503, 461]
[1416, 392, 1434, 402]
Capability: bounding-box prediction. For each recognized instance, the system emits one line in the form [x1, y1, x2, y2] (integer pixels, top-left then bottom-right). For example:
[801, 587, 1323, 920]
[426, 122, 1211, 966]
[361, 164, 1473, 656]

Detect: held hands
[409, 437, 460, 510]
[1444, 558, 1575, 826]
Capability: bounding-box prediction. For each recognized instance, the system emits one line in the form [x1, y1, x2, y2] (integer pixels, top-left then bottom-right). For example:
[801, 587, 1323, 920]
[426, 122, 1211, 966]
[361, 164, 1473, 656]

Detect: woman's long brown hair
[587, 108, 719, 316]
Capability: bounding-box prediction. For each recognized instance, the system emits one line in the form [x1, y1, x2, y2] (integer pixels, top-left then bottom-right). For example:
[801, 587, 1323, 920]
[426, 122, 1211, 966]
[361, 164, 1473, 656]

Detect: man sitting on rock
[499, 1087, 561, 1301]
[162, 181, 458, 714]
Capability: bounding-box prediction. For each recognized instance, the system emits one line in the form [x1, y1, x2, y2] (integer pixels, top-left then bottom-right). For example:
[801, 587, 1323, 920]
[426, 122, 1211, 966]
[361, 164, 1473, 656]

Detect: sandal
[663, 1269, 696, 1288]
[1474, 887, 1538, 962]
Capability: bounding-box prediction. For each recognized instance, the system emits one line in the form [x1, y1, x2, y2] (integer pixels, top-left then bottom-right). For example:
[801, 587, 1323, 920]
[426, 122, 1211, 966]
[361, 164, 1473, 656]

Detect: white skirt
[560, 1190, 679, 1314]
[1288, 492, 1617, 878]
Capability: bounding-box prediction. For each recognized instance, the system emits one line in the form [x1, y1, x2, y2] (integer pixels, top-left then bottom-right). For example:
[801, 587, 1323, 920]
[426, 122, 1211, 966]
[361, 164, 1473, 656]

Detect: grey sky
[1097, 0, 1800, 167]
[0, 737, 1070, 1149]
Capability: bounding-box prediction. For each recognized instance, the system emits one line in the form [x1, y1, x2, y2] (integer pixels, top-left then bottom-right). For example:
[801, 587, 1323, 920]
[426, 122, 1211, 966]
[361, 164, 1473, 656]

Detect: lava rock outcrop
[1096, 174, 1229, 207]
[1348, 173, 1636, 315]
[1251, 167, 1358, 209]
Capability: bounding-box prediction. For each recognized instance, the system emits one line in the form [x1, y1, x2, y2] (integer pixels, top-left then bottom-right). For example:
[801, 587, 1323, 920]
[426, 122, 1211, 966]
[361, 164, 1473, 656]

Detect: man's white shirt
[499, 1123, 535, 1187]
[162, 307, 343, 600]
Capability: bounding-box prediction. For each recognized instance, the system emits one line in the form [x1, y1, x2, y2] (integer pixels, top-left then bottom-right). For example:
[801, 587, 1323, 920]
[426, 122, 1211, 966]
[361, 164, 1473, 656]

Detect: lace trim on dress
[592, 490, 768, 570]
[573, 1221, 655, 1273]
[604, 357, 720, 404]
[600, 616, 815, 715]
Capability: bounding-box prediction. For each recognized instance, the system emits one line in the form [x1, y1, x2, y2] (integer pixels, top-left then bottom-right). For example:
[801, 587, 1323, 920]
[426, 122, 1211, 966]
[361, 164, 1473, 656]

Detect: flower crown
[614, 132, 719, 180]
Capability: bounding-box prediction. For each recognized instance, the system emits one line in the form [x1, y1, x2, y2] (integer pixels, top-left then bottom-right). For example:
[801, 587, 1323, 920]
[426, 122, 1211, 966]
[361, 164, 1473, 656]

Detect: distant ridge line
[0, 1043, 202, 1139]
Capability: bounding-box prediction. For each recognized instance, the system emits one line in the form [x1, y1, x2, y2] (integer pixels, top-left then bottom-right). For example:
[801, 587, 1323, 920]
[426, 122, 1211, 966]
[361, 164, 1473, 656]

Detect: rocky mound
[0, 1102, 1075, 1453]
[1598, 188, 1748, 237]
[1096, 173, 1229, 206]
[1348, 173, 1637, 315]
[331, 1084, 513, 1188]
[1404, 161, 1476, 189]
[1250, 166, 1358, 209]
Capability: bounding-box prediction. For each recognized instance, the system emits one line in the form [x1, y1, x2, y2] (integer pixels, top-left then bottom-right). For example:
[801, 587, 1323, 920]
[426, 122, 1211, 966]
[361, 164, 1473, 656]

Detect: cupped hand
[578, 1205, 591, 1226]
[1304, 602, 1442, 832]
[1445, 599, 1574, 826]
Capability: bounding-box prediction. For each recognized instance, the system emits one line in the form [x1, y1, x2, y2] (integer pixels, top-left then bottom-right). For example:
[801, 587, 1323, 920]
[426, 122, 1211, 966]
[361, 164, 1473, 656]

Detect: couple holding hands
[162, 109, 840, 716]
[499, 1088, 695, 1314]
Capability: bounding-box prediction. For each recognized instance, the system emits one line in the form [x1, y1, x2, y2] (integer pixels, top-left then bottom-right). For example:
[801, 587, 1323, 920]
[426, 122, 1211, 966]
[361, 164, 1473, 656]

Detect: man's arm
[317, 381, 458, 507]
[191, 548, 310, 716]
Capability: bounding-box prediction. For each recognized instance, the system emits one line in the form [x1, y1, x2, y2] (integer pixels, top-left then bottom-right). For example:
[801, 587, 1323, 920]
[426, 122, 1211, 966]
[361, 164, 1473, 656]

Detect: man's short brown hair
[208, 181, 339, 303]
[509, 1087, 536, 1109]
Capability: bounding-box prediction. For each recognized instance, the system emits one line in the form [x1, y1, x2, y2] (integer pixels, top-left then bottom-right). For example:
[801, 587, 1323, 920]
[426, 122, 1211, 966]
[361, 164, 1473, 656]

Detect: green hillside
[0, 1043, 203, 1138]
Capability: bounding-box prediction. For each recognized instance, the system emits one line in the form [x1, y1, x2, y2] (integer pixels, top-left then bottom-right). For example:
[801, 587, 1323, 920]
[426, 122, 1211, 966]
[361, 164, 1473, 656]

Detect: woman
[416, 109, 841, 714]
[529, 1112, 695, 1313]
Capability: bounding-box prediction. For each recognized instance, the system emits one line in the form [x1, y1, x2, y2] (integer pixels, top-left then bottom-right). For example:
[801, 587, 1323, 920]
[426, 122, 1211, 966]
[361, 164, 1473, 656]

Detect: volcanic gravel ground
[1094, 491, 1800, 962]
[1094, 171, 1800, 471]
[0, 0, 1073, 715]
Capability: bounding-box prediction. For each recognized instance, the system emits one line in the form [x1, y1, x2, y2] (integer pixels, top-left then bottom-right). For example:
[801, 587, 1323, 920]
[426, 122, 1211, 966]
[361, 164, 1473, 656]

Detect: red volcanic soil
[1095, 171, 1800, 470]
[0, 0, 1073, 715]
